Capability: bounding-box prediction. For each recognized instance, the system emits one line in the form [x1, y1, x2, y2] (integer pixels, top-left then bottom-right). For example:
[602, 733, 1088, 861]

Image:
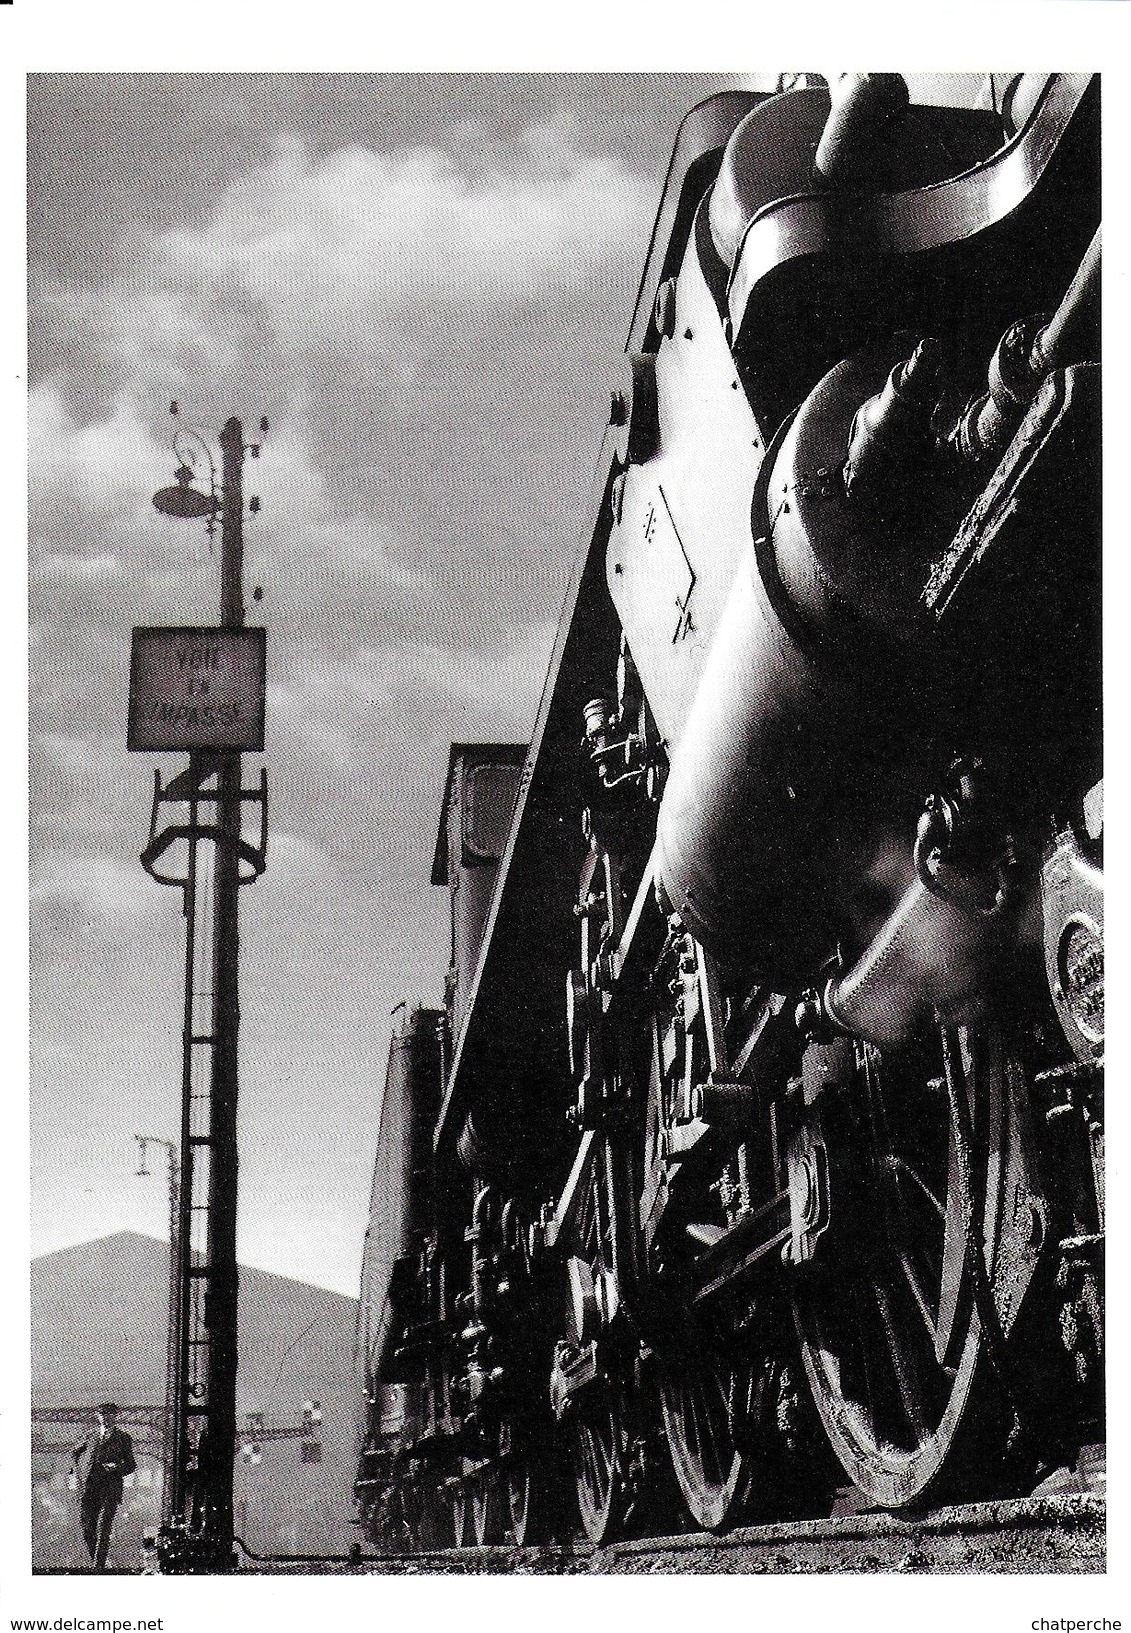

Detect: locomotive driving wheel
[569, 1387, 629, 1543]
[496, 1204, 553, 1545]
[450, 1474, 471, 1548]
[471, 1463, 506, 1545]
[791, 1022, 1028, 1508]
[565, 1151, 632, 1544]
[643, 932, 769, 1531]
[503, 1421, 552, 1545]
[658, 1351, 758, 1531]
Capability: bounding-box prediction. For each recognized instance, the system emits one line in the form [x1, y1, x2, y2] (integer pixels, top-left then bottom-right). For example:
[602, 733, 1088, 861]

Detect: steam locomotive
[353, 73, 1102, 1549]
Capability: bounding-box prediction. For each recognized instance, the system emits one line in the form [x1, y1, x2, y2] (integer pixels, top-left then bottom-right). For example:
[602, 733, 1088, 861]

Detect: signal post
[129, 413, 268, 1572]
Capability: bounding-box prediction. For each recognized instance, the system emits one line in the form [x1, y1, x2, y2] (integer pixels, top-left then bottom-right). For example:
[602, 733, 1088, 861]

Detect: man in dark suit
[72, 1403, 136, 1570]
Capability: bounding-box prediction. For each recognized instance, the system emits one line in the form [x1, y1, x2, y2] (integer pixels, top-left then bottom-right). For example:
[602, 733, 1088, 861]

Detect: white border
[7, 4, 1129, 1630]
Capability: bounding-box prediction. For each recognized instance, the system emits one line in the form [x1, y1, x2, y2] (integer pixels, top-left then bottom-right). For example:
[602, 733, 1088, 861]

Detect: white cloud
[33, 550, 122, 583]
[161, 125, 652, 336]
[35, 731, 121, 777]
[408, 619, 556, 719]
[39, 279, 244, 393]
[29, 382, 168, 521]
[260, 830, 337, 893]
[40, 121, 652, 395]
[250, 416, 430, 592]
[267, 617, 554, 770]
[31, 848, 157, 929]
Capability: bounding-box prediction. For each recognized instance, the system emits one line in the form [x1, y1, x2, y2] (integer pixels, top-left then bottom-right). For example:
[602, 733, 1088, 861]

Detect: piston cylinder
[655, 345, 961, 980]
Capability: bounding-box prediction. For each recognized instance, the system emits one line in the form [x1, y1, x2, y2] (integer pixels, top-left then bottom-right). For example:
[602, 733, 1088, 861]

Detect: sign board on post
[128, 627, 266, 753]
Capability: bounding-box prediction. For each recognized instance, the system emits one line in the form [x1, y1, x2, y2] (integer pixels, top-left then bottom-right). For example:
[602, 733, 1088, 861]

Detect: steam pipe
[1033, 226, 1101, 371]
[813, 74, 910, 187]
[824, 875, 1001, 1050]
[956, 227, 1101, 464]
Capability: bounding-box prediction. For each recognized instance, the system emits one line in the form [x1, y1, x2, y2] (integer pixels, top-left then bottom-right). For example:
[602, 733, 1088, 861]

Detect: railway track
[380, 1494, 1104, 1575]
[244, 1490, 1102, 1575]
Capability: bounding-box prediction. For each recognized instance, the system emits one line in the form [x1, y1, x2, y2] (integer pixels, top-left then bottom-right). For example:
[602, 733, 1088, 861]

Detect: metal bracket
[140, 758, 268, 888]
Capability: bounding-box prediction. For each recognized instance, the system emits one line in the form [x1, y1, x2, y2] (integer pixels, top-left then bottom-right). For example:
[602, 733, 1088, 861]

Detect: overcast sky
[25, 68, 1086, 1301]
[28, 72, 751, 1295]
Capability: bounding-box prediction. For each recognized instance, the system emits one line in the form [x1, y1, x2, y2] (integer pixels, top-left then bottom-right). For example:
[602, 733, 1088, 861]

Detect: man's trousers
[80, 1481, 120, 1569]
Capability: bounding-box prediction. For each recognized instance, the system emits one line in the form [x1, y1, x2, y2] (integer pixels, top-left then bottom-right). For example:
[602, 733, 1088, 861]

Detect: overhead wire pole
[200, 416, 247, 1561]
[136, 408, 268, 1571]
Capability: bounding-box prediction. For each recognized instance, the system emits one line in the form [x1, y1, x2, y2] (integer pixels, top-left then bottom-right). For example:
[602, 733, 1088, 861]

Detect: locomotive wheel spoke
[505, 1461, 533, 1546]
[894, 1249, 938, 1344]
[851, 1302, 883, 1435]
[794, 1025, 1016, 1508]
[505, 1425, 551, 1546]
[415, 1479, 458, 1550]
[872, 1278, 929, 1440]
[886, 1155, 947, 1222]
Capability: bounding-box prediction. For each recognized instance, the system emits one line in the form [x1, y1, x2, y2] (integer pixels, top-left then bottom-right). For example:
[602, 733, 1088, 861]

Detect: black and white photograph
[9, 3, 1125, 1623]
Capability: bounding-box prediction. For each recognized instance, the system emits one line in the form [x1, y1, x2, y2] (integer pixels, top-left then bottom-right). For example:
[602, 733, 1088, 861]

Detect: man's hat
[97, 1402, 119, 1416]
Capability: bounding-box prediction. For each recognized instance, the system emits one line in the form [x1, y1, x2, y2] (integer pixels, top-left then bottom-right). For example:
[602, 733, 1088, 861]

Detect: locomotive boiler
[354, 72, 1102, 1548]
